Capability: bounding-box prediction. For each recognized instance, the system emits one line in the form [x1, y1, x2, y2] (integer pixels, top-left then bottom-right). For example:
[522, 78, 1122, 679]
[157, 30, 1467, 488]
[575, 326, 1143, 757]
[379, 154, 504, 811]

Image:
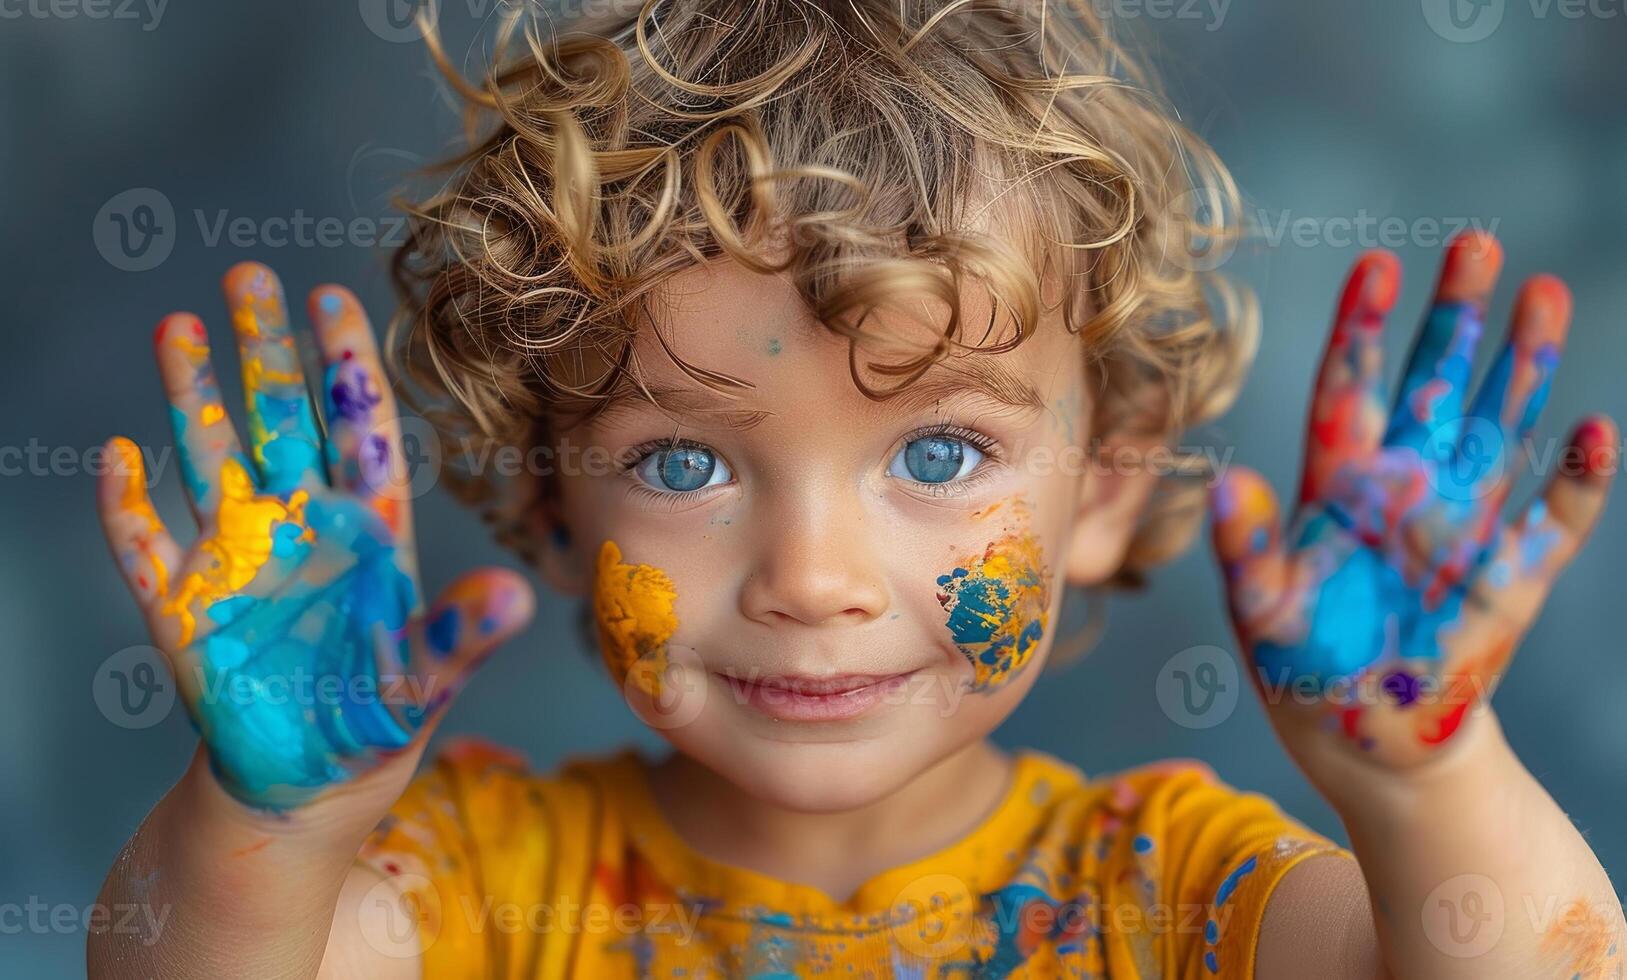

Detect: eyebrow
[880, 354, 1049, 417]
[588, 352, 1049, 430]
[590, 382, 775, 431]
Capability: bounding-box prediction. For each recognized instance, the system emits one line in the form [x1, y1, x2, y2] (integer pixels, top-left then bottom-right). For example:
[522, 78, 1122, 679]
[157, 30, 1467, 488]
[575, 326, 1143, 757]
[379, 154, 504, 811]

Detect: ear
[1062, 427, 1166, 587]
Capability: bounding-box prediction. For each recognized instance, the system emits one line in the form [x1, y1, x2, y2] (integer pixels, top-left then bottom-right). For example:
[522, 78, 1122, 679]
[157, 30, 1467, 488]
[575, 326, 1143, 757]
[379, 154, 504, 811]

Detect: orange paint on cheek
[592, 540, 678, 696]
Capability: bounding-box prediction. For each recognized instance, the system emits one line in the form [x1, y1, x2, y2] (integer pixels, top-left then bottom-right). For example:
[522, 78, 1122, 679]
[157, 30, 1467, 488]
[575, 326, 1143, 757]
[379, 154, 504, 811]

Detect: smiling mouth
[718, 670, 922, 722]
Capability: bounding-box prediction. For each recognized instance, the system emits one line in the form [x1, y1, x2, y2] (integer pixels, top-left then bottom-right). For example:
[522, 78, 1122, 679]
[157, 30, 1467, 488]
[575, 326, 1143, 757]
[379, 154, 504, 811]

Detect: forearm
[87, 746, 376, 980]
[1329, 711, 1623, 979]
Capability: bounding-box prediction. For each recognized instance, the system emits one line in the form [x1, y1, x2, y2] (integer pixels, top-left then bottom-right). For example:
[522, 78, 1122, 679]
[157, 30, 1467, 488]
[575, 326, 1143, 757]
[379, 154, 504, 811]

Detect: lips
[721, 670, 919, 722]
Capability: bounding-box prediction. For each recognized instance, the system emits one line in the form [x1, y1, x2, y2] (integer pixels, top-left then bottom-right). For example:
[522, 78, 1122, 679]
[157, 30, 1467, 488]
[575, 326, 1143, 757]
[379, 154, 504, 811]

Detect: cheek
[932, 499, 1052, 692]
[590, 538, 679, 694]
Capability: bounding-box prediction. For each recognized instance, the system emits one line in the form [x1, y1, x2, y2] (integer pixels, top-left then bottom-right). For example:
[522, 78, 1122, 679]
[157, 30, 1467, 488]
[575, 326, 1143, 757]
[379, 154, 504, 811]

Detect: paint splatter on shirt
[358, 741, 1346, 978]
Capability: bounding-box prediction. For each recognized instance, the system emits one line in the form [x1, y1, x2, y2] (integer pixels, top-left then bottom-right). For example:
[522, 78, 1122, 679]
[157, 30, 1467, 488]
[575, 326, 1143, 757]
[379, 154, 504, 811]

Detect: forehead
[596, 256, 1081, 427]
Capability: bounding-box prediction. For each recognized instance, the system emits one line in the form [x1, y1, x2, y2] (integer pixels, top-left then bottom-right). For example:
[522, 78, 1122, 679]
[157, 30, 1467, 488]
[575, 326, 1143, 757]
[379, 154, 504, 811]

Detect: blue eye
[633, 445, 732, 493]
[889, 434, 985, 484]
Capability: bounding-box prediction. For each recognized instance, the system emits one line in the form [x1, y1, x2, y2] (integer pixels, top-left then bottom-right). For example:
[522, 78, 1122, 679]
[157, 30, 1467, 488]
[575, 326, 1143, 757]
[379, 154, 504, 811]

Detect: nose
[738, 489, 891, 628]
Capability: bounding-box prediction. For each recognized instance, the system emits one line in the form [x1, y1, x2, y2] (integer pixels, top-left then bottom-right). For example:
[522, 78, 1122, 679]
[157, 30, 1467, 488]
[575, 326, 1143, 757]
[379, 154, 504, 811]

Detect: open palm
[98, 263, 531, 810]
[1211, 233, 1615, 767]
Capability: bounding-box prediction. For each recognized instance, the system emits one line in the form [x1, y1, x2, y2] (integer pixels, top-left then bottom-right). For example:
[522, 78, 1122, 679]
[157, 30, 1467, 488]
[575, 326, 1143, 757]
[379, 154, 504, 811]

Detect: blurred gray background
[3, 1, 1625, 974]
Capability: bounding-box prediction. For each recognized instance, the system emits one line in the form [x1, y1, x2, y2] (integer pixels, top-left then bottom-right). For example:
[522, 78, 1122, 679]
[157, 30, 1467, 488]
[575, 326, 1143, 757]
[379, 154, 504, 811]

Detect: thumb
[404, 567, 535, 729]
[1208, 465, 1289, 643]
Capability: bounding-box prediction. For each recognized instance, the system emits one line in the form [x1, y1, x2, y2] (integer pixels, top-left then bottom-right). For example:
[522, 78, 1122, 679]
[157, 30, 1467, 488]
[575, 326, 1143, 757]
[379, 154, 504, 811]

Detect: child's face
[542, 257, 1152, 812]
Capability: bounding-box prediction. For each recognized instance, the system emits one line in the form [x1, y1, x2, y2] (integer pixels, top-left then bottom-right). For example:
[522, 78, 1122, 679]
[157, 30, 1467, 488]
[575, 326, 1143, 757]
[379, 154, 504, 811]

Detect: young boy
[88, 1, 1624, 976]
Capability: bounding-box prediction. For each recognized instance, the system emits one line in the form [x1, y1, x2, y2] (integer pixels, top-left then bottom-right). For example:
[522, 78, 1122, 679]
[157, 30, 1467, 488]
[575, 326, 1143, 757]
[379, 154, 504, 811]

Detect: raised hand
[97, 263, 533, 811]
[1210, 232, 1616, 768]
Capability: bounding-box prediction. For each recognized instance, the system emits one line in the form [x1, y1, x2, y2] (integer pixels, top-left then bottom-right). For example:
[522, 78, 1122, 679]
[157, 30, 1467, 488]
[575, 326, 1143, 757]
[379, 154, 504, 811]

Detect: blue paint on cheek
[943, 578, 1007, 646]
[1017, 619, 1044, 655]
[426, 607, 461, 659]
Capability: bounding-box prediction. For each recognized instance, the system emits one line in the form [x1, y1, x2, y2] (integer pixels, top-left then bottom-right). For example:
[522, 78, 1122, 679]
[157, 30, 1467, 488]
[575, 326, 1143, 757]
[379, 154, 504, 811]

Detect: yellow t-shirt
[357, 739, 1348, 978]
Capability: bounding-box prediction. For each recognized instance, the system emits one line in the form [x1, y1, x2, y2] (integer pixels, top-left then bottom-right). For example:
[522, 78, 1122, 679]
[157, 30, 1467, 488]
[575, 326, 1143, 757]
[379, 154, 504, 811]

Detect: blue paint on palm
[1253, 513, 1464, 691]
[188, 496, 419, 809]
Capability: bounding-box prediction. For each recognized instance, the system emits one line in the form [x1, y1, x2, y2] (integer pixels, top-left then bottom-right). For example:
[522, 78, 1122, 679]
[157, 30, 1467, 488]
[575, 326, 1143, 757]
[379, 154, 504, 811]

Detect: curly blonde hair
[389, 0, 1257, 597]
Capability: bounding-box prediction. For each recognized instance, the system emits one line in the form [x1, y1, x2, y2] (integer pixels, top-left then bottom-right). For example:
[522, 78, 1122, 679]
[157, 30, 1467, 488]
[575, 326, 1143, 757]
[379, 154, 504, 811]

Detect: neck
[645, 739, 1014, 902]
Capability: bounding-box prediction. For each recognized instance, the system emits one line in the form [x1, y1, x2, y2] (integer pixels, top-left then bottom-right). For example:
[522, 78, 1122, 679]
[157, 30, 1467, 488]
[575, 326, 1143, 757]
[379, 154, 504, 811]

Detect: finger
[404, 569, 536, 729]
[153, 312, 249, 521]
[308, 285, 411, 542]
[1382, 231, 1503, 454]
[1456, 275, 1571, 510]
[1210, 466, 1291, 642]
[1503, 414, 1616, 586]
[1454, 415, 1615, 690]
[224, 262, 324, 496]
[1300, 250, 1401, 503]
[97, 436, 182, 615]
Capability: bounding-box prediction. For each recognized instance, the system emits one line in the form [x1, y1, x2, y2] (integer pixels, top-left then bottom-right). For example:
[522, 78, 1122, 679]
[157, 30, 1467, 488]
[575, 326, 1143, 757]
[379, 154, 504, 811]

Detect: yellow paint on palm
[936, 501, 1051, 691]
[162, 457, 312, 646]
[592, 539, 678, 696]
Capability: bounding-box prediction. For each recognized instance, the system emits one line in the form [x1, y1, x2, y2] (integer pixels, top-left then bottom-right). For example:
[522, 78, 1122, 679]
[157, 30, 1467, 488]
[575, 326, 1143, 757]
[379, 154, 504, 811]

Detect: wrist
[172, 732, 428, 854]
[1295, 705, 1530, 828]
